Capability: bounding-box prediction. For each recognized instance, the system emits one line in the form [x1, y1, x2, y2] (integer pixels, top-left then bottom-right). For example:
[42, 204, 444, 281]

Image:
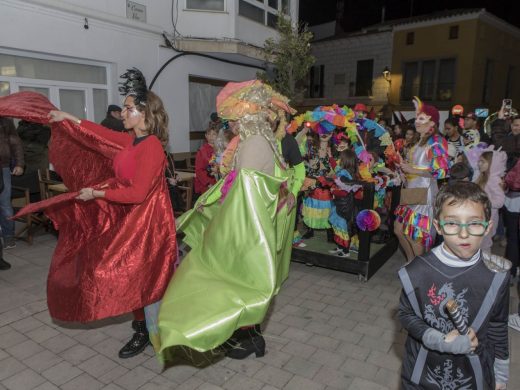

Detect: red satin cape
[0, 92, 176, 322]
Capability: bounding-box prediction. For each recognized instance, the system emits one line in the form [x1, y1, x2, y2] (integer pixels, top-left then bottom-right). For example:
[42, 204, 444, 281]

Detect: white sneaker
[328, 247, 341, 254]
[336, 250, 350, 258]
[508, 313, 520, 332]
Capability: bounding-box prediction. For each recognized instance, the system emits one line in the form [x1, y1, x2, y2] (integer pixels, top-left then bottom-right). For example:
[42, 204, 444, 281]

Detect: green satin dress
[154, 166, 296, 359]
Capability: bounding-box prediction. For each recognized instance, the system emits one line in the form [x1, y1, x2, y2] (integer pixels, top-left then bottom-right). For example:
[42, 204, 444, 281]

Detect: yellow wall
[389, 17, 520, 113]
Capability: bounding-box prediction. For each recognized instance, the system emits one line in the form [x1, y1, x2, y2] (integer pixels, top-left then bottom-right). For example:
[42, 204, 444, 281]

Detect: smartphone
[475, 108, 489, 118]
[503, 99, 513, 118]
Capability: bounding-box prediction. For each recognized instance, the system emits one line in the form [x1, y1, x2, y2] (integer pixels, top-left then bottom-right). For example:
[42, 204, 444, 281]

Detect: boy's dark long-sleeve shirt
[398, 250, 509, 389]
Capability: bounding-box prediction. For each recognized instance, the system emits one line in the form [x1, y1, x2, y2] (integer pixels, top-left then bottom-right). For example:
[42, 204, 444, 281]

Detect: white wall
[311, 31, 393, 105]
[0, 0, 297, 153]
[155, 47, 259, 153]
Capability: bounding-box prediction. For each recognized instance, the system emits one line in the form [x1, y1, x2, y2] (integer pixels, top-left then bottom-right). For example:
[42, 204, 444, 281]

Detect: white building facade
[0, 0, 298, 153]
[305, 28, 393, 109]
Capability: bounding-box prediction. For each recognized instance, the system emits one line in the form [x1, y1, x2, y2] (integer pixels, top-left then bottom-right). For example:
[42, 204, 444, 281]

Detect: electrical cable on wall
[149, 1, 268, 90]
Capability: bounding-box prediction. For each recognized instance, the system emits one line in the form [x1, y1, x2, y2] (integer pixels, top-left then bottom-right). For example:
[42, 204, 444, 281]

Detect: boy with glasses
[398, 181, 510, 389]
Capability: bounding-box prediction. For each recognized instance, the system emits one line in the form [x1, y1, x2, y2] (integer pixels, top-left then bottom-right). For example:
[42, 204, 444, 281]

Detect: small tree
[259, 14, 315, 103]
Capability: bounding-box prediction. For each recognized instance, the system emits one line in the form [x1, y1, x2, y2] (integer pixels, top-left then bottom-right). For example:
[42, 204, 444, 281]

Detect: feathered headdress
[413, 96, 439, 126]
[119, 68, 148, 106]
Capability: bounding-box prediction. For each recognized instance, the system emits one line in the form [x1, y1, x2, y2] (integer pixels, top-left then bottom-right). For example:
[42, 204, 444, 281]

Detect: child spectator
[474, 149, 507, 252]
[328, 150, 359, 257]
[399, 181, 510, 390]
[194, 127, 218, 198]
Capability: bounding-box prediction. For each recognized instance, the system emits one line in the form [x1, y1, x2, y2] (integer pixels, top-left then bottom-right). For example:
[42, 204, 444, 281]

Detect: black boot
[0, 258, 11, 270]
[326, 228, 335, 243]
[118, 320, 150, 359]
[225, 325, 265, 359]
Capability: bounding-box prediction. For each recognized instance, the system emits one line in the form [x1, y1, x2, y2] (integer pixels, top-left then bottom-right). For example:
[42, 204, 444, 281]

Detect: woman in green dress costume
[154, 80, 301, 360]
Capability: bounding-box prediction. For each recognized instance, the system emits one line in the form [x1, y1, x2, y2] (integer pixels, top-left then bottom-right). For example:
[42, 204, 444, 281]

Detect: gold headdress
[216, 80, 295, 168]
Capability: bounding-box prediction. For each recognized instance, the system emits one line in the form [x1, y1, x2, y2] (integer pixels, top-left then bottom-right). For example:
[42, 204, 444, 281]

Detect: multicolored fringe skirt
[395, 205, 434, 249]
[302, 188, 332, 229]
[329, 204, 350, 249]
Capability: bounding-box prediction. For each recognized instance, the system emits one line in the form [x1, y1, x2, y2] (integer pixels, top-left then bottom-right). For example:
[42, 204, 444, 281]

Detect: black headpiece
[119, 68, 148, 106]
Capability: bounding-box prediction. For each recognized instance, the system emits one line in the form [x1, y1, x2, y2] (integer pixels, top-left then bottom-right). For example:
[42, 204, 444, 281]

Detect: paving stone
[340, 358, 380, 381]
[353, 323, 385, 338]
[222, 373, 264, 390]
[198, 384, 224, 390]
[161, 360, 199, 384]
[307, 334, 340, 351]
[6, 339, 44, 360]
[0, 357, 26, 381]
[9, 316, 44, 333]
[42, 361, 83, 385]
[59, 344, 98, 365]
[74, 329, 110, 346]
[280, 315, 311, 328]
[225, 358, 264, 376]
[283, 375, 325, 390]
[60, 373, 104, 390]
[348, 377, 389, 390]
[259, 349, 292, 368]
[333, 328, 363, 344]
[308, 349, 346, 370]
[97, 364, 129, 384]
[279, 327, 314, 342]
[358, 335, 393, 353]
[300, 299, 327, 311]
[313, 366, 353, 389]
[262, 321, 288, 336]
[336, 341, 371, 361]
[373, 367, 400, 389]
[32, 382, 59, 390]
[366, 350, 402, 371]
[113, 365, 157, 390]
[24, 350, 63, 373]
[77, 354, 121, 378]
[40, 334, 78, 354]
[283, 356, 322, 379]
[100, 385, 125, 390]
[194, 365, 236, 386]
[253, 365, 293, 388]
[2, 368, 46, 390]
[26, 325, 61, 343]
[0, 329, 27, 349]
[175, 377, 205, 390]
[280, 340, 316, 359]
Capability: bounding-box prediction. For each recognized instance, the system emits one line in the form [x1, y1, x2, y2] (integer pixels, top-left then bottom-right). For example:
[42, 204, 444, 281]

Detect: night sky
[299, 0, 519, 31]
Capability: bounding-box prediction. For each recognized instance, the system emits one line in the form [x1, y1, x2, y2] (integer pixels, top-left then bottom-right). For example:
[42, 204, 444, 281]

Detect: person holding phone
[491, 100, 520, 170]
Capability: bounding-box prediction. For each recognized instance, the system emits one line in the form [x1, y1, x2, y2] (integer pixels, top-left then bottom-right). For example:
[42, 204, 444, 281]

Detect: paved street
[1, 233, 519, 390]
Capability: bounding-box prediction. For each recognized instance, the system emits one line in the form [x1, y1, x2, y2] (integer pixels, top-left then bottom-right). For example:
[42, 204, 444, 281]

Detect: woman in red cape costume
[0, 91, 176, 330]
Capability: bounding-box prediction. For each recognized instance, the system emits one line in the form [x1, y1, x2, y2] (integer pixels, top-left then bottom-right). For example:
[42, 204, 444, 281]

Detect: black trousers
[504, 209, 520, 277]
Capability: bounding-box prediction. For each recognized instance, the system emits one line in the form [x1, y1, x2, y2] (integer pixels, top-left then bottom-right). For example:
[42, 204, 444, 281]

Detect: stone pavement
[1, 233, 519, 390]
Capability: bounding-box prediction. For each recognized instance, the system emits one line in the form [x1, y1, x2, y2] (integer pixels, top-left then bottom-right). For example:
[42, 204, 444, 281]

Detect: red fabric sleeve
[104, 137, 165, 204]
[81, 120, 133, 149]
[329, 157, 337, 170]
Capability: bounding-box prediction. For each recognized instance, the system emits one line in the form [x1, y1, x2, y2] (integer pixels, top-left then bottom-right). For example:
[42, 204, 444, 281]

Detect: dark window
[401, 62, 419, 100]
[419, 60, 436, 100]
[355, 59, 374, 96]
[482, 59, 494, 104]
[406, 32, 415, 45]
[267, 12, 277, 27]
[309, 65, 325, 98]
[505, 65, 515, 98]
[268, 0, 277, 9]
[449, 25, 459, 40]
[437, 59, 456, 101]
[239, 0, 264, 24]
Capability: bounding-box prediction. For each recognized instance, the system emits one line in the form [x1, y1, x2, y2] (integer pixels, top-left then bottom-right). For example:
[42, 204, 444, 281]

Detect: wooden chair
[38, 169, 66, 200]
[11, 186, 34, 244]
